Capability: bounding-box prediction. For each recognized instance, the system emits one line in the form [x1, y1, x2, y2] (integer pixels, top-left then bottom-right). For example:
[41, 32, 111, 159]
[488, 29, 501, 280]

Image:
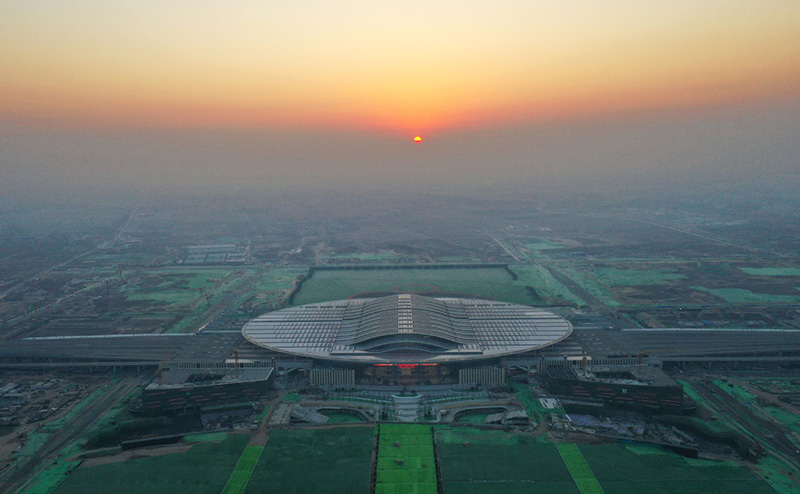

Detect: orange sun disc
[413, 136, 423, 143]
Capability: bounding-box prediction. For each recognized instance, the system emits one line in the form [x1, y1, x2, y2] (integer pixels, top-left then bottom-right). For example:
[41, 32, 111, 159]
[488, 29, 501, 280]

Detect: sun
[413, 135, 423, 143]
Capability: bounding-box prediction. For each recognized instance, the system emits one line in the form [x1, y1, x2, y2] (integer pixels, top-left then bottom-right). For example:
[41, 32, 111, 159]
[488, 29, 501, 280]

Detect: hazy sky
[1, 1, 799, 199]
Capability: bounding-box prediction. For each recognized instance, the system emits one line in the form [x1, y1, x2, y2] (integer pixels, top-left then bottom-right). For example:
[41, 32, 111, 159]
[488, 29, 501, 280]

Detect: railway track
[3, 377, 139, 493]
[690, 377, 800, 467]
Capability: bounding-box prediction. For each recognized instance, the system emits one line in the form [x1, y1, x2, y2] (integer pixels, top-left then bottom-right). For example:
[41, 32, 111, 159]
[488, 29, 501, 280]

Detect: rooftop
[242, 294, 572, 364]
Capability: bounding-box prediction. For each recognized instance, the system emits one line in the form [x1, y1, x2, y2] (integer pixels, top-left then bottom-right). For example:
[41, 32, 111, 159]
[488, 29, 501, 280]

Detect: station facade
[242, 294, 573, 388]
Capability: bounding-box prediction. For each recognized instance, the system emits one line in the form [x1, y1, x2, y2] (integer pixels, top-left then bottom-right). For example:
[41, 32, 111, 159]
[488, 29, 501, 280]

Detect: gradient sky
[1, 1, 799, 198]
[3, 0, 799, 131]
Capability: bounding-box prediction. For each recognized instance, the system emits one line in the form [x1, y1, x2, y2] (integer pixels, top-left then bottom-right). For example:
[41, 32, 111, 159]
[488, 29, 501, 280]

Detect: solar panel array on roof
[242, 294, 572, 364]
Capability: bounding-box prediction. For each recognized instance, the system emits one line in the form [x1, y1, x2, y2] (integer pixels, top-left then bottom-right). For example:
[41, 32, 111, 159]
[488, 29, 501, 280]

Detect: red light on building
[373, 363, 438, 368]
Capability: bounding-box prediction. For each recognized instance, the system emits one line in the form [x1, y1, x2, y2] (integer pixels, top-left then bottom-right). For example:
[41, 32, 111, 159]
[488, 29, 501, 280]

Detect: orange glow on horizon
[1, 2, 798, 133]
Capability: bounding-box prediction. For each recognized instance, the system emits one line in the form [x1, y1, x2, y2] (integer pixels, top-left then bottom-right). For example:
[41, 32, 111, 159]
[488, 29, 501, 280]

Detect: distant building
[184, 244, 247, 265]
[543, 364, 685, 414]
[139, 366, 272, 415]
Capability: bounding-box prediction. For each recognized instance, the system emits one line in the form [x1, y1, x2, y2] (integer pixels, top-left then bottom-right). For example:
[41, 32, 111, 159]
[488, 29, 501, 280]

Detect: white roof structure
[242, 294, 572, 364]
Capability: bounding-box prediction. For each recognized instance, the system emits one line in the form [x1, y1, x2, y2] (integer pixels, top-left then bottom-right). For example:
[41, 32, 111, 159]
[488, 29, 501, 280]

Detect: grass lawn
[244, 427, 374, 494]
[436, 427, 578, 494]
[579, 443, 774, 494]
[53, 433, 250, 494]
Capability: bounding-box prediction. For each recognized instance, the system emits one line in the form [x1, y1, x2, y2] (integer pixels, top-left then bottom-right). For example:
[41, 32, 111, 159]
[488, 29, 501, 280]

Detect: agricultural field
[53, 433, 250, 494]
[72, 251, 162, 271]
[120, 268, 245, 308]
[237, 267, 306, 313]
[521, 238, 564, 252]
[291, 267, 541, 306]
[512, 264, 584, 306]
[376, 424, 437, 494]
[555, 266, 620, 307]
[549, 261, 800, 310]
[690, 287, 800, 305]
[435, 427, 578, 494]
[434, 427, 775, 494]
[593, 268, 685, 287]
[319, 252, 401, 262]
[580, 443, 774, 494]
[243, 427, 374, 494]
[740, 267, 800, 277]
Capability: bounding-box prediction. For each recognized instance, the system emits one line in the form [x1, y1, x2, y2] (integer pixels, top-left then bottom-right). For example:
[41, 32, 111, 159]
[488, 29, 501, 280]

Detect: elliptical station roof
[242, 294, 572, 364]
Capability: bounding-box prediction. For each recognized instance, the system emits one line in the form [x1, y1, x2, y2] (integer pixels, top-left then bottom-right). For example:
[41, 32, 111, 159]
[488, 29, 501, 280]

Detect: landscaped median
[556, 443, 605, 494]
[221, 445, 264, 494]
[376, 424, 437, 494]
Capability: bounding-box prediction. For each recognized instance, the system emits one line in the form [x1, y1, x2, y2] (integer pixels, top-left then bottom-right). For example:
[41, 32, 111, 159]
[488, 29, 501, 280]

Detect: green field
[321, 252, 400, 262]
[593, 268, 684, 286]
[763, 406, 800, 436]
[509, 380, 565, 421]
[244, 427, 374, 494]
[243, 267, 307, 311]
[454, 413, 488, 424]
[53, 433, 250, 494]
[740, 267, 800, 277]
[292, 268, 540, 306]
[436, 427, 578, 494]
[512, 264, 585, 305]
[376, 424, 437, 494]
[556, 267, 620, 307]
[222, 446, 263, 494]
[691, 286, 800, 304]
[522, 239, 564, 251]
[324, 411, 367, 423]
[579, 443, 774, 494]
[186, 432, 229, 443]
[121, 269, 241, 307]
[42, 381, 119, 432]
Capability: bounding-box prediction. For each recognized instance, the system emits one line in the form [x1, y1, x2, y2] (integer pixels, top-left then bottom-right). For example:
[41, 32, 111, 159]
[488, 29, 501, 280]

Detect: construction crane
[156, 350, 172, 386]
[232, 340, 247, 375]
